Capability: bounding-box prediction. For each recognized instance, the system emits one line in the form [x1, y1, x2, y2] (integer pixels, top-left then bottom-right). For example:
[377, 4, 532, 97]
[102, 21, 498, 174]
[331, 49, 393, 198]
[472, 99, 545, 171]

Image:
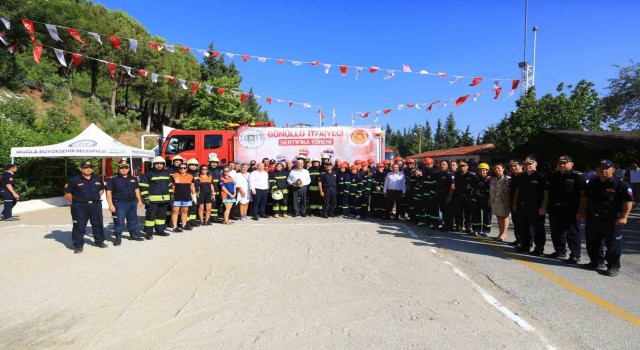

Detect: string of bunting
[30, 42, 323, 112]
[352, 79, 520, 124]
[8, 17, 520, 85]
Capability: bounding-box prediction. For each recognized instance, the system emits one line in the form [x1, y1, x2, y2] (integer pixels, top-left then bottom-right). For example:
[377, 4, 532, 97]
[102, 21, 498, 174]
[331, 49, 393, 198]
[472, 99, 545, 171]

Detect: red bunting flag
[438, 72, 447, 76]
[180, 47, 190, 53]
[108, 35, 121, 49]
[511, 79, 520, 90]
[21, 19, 35, 42]
[71, 53, 82, 67]
[137, 69, 147, 77]
[217, 88, 226, 95]
[469, 77, 483, 86]
[318, 108, 325, 119]
[191, 82, 199, 95]
[266, 97, 272, 104]
[167, 76, 175, 84]
[455, 95, 470, 106]
[309, 61, 320, 66]
[494, 87, 503, 99]
[32, 43, 43, 63]
[402, 64, 411, 73]
[148, 42, 160, 51]
[241, 55, 250, 62]
[240, 93, 249, 103]
[106, 62, 116, 78]
[369, 66, 379, 73]
[66, 28, 86, 45]
[210, 50, 218, 57]
[277, 59, 285, 64]
[339, 65, 348, 76]
[406, 103, 415, 108]
[426, 100, 441, 112]
[362, 112, 370, 118]
[288, 101, 294, 107]
[383, 109, 392, 115]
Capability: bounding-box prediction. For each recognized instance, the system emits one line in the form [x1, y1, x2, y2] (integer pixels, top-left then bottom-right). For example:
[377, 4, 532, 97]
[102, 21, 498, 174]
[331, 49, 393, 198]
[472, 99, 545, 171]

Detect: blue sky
[95, 0, 639, 137]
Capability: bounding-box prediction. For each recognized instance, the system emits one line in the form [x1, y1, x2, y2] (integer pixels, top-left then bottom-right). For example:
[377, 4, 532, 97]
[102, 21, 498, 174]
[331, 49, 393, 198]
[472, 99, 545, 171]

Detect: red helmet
[367, 159, 375, 164]
[354, 160, 362, 165]
[376, 162, 385, 168]
[383, 159, 391, 165]
[424, 157, 434, 164]
[339, 162, 349, 168]
[406, 159, 416, 164]
[394, 156, 403, 162]
[350, 165, 358, 171]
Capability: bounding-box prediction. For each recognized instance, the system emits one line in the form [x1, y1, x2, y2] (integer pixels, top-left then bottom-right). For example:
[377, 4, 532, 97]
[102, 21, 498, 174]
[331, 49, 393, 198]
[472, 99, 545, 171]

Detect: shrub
[0, 98, 37, 127]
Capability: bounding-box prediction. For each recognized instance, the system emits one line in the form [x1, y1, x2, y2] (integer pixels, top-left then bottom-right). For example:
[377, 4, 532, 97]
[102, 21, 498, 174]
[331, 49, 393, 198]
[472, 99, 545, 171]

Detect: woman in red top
[197, 165, 215, 226]
[219, 167, 236, 225]
[171, 164, 196, 232]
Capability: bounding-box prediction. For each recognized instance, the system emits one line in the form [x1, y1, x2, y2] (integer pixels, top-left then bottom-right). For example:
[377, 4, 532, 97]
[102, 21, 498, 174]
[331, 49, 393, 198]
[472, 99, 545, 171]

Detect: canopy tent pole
[65, 157, 68, 177]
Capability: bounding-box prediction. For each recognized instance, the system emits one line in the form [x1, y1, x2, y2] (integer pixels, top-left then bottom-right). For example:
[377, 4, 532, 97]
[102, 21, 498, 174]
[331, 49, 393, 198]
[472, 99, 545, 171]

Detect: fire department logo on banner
[350, 129, 369, 145]
[238, 129, 265, 150]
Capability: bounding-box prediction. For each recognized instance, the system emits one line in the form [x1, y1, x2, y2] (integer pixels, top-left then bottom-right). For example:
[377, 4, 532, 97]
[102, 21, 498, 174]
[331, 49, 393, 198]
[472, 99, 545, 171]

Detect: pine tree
[424, 119, 434, 151]
[444, 113, 460, 148]
[434, 119, 444, 150]
[460, 125, 475, 146]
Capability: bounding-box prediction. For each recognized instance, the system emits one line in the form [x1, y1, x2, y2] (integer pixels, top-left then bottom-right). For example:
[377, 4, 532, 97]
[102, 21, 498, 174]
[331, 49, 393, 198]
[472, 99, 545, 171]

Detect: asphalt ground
[0, 206, 638, 349]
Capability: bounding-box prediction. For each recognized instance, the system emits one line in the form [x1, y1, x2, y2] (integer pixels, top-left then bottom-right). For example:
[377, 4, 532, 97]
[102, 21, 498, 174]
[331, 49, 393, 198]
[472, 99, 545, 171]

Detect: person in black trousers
[318, 163, 337, 218]
[513, 156, 546, 255]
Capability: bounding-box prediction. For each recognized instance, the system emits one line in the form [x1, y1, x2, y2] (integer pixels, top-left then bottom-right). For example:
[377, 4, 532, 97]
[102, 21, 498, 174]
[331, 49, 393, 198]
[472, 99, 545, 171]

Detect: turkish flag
[339, 65, 348, 76]
[277, 59, 285, 64]
[469, 77, 483, 86]
[137, 69, 147, 77]
[211, 51, 219, 57]
[362, 112, 370, 118]
[21, 19, 36, 42]
[406, 103, 415, 108]
[241, 93, 249, 103]
[32, 43, 43, 63]
[494, 87, 503, 99]
[106, 62, 116, 78]
[180, 46, 190, 53]
[289, 101, 294, 107]
[108, 35, 121, 49]
[383, 109, 392, 115]
[402, 64, 411, 73]
[241, 55, 250, 62]
[66, 28, 86, 45]
[148, 42, 160, 51]
[511, 79, 520, 90]
[190, 82, 199, 95]
[167, 76, 175, 84]
[71, 53, 82, 67]
[266, 97, 272, 104]
[217, 88, 226, 95]
[369, 66, 379, 73]
[309, 61, 320, 66]
[454, 95, 470, 106]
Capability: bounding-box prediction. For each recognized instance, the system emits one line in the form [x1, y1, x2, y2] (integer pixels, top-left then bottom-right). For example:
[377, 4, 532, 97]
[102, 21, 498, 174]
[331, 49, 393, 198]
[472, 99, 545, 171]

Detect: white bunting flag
[205, 85, 213, 94]
[231, 91, 238, 97]
[197, 49, 210, 57]
[53, 48, 67, 66]
[396, 104, 404, 110]
[449, 76, 463, 85]
[355, 67, 363, 81]
[88, 32, 102, 45]
[493, 79, 502, 89]
[324, 64, 331, 74]
[419, 70, 429, 75]
[45, 24, 63, 42]
[508, 89, 516, 97]
[1, 18, 10, 30]
[253, 95, 260, 100]
[374, 111, 379, 123]
[151, 73, 158, 83]
[179, 79, 187, 89]
[291, 61, 302, 66]
[226, 53, 235, 59]
[402, 64, 412, 73]
[129, 39, 137, 52]
[383, 70, 395, 80]
[165, 44, 174, 53]
[473, 92, 485, 102]
[0, 33, 8, 46]
[275, 99, 284, 103]
[123, 66, 134, 78]
[258, 57, 267, 63]
[303, 103, 311, 108]
[415, 103, 421, 110]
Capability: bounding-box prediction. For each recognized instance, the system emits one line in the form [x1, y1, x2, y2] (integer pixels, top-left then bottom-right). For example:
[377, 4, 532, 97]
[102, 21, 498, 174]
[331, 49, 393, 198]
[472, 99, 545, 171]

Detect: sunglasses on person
[201, 167, 208, 170]
[179, 166, 187, 170]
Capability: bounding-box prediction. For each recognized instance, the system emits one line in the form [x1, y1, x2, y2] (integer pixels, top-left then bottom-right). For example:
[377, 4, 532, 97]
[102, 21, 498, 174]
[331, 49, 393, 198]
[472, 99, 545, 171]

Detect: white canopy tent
[10, 123, 155, 163]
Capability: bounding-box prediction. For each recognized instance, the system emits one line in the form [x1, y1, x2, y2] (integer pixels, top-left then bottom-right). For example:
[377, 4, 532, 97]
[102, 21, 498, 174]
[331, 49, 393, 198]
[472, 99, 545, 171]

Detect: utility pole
[518, 0, 537, 93]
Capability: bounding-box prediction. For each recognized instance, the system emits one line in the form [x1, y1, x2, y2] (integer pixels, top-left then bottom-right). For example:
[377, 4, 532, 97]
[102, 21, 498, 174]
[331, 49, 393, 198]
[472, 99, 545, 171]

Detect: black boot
[114, 234, 122, 246]
[145, 232, 153, 240]
[130, 231, 145, 241]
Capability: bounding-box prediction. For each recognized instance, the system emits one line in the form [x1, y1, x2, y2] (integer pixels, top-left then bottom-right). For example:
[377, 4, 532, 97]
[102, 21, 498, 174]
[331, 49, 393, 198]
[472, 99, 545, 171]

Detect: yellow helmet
[477, 163, 490, 170]
[151, 156, 166, 164]
[187, 158, 199, 166]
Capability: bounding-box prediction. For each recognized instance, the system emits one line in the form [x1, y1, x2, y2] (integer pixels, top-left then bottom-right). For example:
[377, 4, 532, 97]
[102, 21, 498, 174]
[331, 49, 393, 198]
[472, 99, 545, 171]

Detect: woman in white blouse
[489, 163, 511, 241]
[235, 163, 251, 221]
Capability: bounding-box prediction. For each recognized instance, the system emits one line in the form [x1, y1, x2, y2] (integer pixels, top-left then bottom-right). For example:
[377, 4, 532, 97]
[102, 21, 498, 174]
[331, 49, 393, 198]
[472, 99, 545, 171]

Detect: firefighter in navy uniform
[318, 162, 338, 218]
[405, 160, 422, 224]
[540, 155, 585, 264]
[348, 165, 363, 218]
[359, 166, 373, 218]
[63, 160, 107, 254]
[435, 160, 455, 231]
[307, 159, 322, 216]
[106, 160, 145, 246]
[371, 163, 387, 218]
[269, 162, 289, 218]
[468, 163, 492, 236]
[139, 156, 173, 239]
[513, 155, 546, 255]
[337, 162, 351, 217]
[452, 161, 475, 233]
[0, 164, 21, 221]
[186, 158, 201, 227]
[419, 158, 438, 227]
[508, 159, 525, 247]
[578, 159, 634, 277]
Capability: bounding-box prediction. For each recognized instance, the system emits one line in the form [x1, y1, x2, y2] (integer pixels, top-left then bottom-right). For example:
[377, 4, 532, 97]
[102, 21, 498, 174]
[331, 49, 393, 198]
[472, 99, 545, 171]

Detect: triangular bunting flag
[369, 66, 379, 73]
[362, 112, 370, 118]
[402, 64, 412, 73]
[240, 93, 249, 103]
[355, 67, 363, 81]
[509, 79, 520, 97]
[1, 18, 10, 30]
[226, 53, 235, 59]
[88, 32, 102, 44]
[21, 19, 35, 42]
[323, 64, 331, 74]
[231, 91, 238, 97]
[191, 82, 199, 95]
[167, 76, 175, 84]
[108, 35, 121, 49]
[303, 103, 311, 108]
[473, 92, 485, 102]
[339, 65, 348, 76]
[494, 87, 503, 99]
[205, 85, 213, 94]
[32, 43, 43, 63]
[406, 103, 415, 108]
[0, 33, 8, 46]
[211, 51, 220, 57]
[266, 97, 273, 104]
[106, 62, 116, 78]
[319, 108, 325, 120]
[179, 46, 190, 53]
[383, 70, 395, 80]
[426, 100, 440, 112]
[291, 61, 301, 66]
[53, 48, 67, 67]
[179, 79, 187, 89]
[217, 88, 226, 95]
[383, 109, 392, 115]
[257, 57, 267, 62]
[123, 66, 134, 78]
[196, 49, 210, 57]
[277, 59, 285, 64]
[438, 72, 447, 76]
[138, 69, 148, 77]
[151, 73, 158, 83]
[241, 55, 250, 62]
[289, 101, 294, 107]
[66, 28, 86, 45]
[455, 95, 470, 106]
[449, 76, 463, 85]
[374, 111, 380, 123]
[45, 24, 62, 42]
[493, 79, 502, 89]
[419, 70, 429, 75]
[129, 39, 137, 52]
[165, 44, 175, 53]
[71, 53, 82, 67]
[149, 42, 160, 51]
[309, 61, 320, 66]
[469, 77, 483, 86]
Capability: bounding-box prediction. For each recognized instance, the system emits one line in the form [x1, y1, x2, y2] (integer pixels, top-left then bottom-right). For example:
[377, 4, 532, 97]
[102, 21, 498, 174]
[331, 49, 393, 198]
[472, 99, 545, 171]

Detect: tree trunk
[124, 84, 129, 110]
[110, 78, 119, 115]
[90, 61, 98, 96]
[143, 101, 151, 132]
